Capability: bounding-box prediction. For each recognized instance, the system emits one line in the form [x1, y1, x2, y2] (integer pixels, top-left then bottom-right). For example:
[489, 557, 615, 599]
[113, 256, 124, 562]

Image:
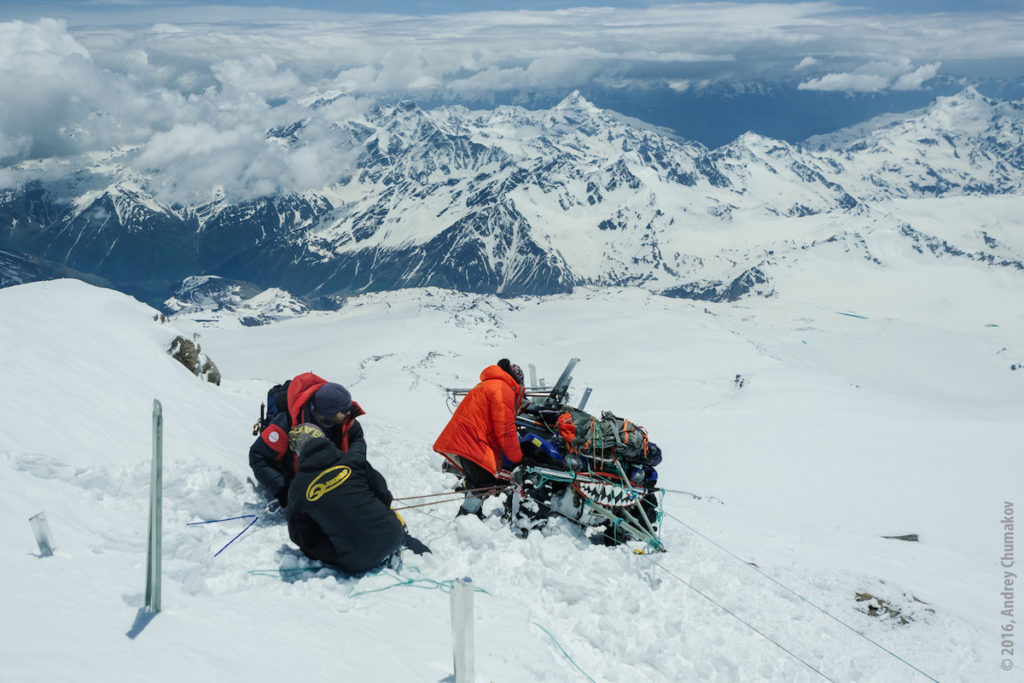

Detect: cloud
[797, 72, 890, 92]
[64, 2, 1022, 104]
[130, 98, 367, 204]
[798, 58, 945, 92]
[892, 61, 941, 90]
[210, 55, 303, 98]
[1, 5, 1021, 197]
[795, 56, 818, 70]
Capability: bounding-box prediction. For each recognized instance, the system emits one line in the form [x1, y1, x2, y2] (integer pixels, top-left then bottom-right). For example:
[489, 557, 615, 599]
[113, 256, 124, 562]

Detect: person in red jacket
[433, 359, 525, 518]
[249, 372, 365, 508]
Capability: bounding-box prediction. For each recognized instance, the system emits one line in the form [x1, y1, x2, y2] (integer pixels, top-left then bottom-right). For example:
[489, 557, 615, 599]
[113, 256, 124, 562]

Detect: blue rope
[249, 558, 594, 682]
[248, 567, 323, 578]
[346, 568, 493, 598]
[187, 514, 259, 557]
[661, 506, 939, 682]
[530, 621, 597, 683]
[187, 515, 257, 525]
[349, 569, 596, 683]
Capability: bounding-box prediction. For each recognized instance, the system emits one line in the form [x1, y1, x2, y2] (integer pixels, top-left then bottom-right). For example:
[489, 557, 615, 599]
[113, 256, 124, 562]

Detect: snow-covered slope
[807, 88, 1024, 200]
[163, 275, 322, 327]
[1, 277, 1020, 681]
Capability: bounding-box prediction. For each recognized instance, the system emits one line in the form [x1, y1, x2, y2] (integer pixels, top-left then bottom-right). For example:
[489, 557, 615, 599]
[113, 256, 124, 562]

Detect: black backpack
[252, 380, 291, 435]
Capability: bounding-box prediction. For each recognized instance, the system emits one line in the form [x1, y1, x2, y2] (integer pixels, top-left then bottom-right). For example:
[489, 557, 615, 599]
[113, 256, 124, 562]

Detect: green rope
[249, 565, 494, 599]
[530, 621, 597, 683]
[521, 463, 664, 551]
[251, 559, 592, 682]
[347, 569, 492, 599]
[261, 558, 596, 683]
[248, 567, 323, 578]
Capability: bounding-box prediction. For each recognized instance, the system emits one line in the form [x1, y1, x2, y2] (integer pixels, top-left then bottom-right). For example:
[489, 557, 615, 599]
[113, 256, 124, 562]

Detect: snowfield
[1, 270, 1021, 682]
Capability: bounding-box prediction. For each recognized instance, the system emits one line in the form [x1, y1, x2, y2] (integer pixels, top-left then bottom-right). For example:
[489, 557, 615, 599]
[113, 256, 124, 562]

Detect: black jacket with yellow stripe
[248, 399, 367, 504]
[285, 433, 403, 574]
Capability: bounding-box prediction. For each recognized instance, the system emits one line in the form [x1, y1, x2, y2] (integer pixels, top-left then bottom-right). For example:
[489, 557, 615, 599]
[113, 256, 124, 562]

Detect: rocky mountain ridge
[1, 88, 1022, 305]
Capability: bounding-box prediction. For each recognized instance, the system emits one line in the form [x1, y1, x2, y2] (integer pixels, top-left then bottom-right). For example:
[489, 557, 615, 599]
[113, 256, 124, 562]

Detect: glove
[288, 423, 325, 457]
[519, 433, 562, 465]
[275, 486, 288, 508]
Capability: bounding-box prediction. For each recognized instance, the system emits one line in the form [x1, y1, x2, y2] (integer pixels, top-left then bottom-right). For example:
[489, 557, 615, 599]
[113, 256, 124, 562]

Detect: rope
[392, 496, 467, 511]
[392, 485, 507, 511]
[347, 569, 493, 598]
[187, 514, 260, 557]
[248, 567, 322, 578]
[392, 485, 504, 502]
[530, 621, 598, 683]
[661, 508, 940, 682]
[510, 465, 664, 550]
[657, 486, 722, 502]
[278, 559, 596, 683]
[646, 557, 834, 681]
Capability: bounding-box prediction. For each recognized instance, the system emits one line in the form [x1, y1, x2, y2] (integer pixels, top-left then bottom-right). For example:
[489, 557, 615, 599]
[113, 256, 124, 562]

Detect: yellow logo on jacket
[306, 465, 352, 501]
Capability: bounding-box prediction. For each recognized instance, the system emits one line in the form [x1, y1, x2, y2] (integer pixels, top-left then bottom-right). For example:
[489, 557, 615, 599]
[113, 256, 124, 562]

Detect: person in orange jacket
[433, 358, 525, 518]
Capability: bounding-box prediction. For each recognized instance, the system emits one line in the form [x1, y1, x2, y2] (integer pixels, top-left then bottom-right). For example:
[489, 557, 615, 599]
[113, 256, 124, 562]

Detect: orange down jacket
[433, 365, 525, 475]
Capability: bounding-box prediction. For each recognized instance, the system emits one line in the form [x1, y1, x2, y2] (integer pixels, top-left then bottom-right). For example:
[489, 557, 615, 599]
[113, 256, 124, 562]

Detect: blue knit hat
[313, 383, 352, 416]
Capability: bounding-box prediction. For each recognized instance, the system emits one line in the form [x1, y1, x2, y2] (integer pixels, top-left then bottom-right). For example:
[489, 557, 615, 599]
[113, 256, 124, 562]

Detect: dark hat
[498, 358, 524, 386]
[313, 383, 352, 416]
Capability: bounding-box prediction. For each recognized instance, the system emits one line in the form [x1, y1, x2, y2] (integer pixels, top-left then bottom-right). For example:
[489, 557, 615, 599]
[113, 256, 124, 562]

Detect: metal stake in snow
[577, 386, 593, 411]
[145, 399, 163, 614]
[29, 511, 54, 557]
[450, 576, 475, 683]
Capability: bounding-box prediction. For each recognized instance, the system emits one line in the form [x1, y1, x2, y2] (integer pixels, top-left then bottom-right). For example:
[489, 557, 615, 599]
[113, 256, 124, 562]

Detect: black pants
[456, 457, 502, 516]
[459, 457, 502, 489]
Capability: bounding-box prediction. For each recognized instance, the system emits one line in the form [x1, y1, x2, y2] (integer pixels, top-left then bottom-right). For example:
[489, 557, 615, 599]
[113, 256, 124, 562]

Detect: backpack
[252, 379, 291, 435]
[555, 407, 651, 467]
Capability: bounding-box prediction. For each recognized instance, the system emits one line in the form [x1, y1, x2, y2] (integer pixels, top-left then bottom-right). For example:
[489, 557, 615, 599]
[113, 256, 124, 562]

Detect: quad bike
[442, 359, 665, 551]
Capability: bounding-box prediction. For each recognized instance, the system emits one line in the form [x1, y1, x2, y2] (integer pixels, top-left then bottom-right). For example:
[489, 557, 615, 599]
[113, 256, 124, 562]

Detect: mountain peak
[932, 86, 994, 110]
[553, 90, 598, 113]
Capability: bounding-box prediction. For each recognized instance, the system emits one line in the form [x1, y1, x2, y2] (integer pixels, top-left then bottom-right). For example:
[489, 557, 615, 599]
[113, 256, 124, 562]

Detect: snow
[1, 275, 1022, 682]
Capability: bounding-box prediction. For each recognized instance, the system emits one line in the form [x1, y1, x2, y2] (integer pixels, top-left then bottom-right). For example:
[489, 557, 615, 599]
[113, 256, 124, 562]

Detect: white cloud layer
[798, 58, 944, 92]
[0, 4, 1021, 200]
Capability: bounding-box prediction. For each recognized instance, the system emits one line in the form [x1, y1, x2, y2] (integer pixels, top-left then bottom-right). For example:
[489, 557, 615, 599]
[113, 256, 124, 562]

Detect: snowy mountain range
[1, 88, 1022, 306]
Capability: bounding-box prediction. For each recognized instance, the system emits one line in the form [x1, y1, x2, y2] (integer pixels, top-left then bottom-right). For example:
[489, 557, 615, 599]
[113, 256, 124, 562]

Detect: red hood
[479, 365, 525, 406]
[479, 365, 519, 389]
[287, 372, 327, 425]
[287, 372, 365, 426]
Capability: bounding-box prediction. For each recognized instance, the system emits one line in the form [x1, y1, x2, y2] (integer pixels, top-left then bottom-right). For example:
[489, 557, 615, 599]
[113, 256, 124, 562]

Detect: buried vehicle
[441, 358, 665, 551]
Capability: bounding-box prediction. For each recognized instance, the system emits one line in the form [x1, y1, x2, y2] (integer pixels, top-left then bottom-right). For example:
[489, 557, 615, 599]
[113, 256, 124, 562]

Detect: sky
[1, 0, 1022, 196]
[1, 0, 1022, 17]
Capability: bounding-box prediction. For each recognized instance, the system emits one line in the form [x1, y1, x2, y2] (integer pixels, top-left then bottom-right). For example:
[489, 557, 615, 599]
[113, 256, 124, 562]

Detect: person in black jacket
[249, 372, 364, 508]
[285, 423, 430, 574]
